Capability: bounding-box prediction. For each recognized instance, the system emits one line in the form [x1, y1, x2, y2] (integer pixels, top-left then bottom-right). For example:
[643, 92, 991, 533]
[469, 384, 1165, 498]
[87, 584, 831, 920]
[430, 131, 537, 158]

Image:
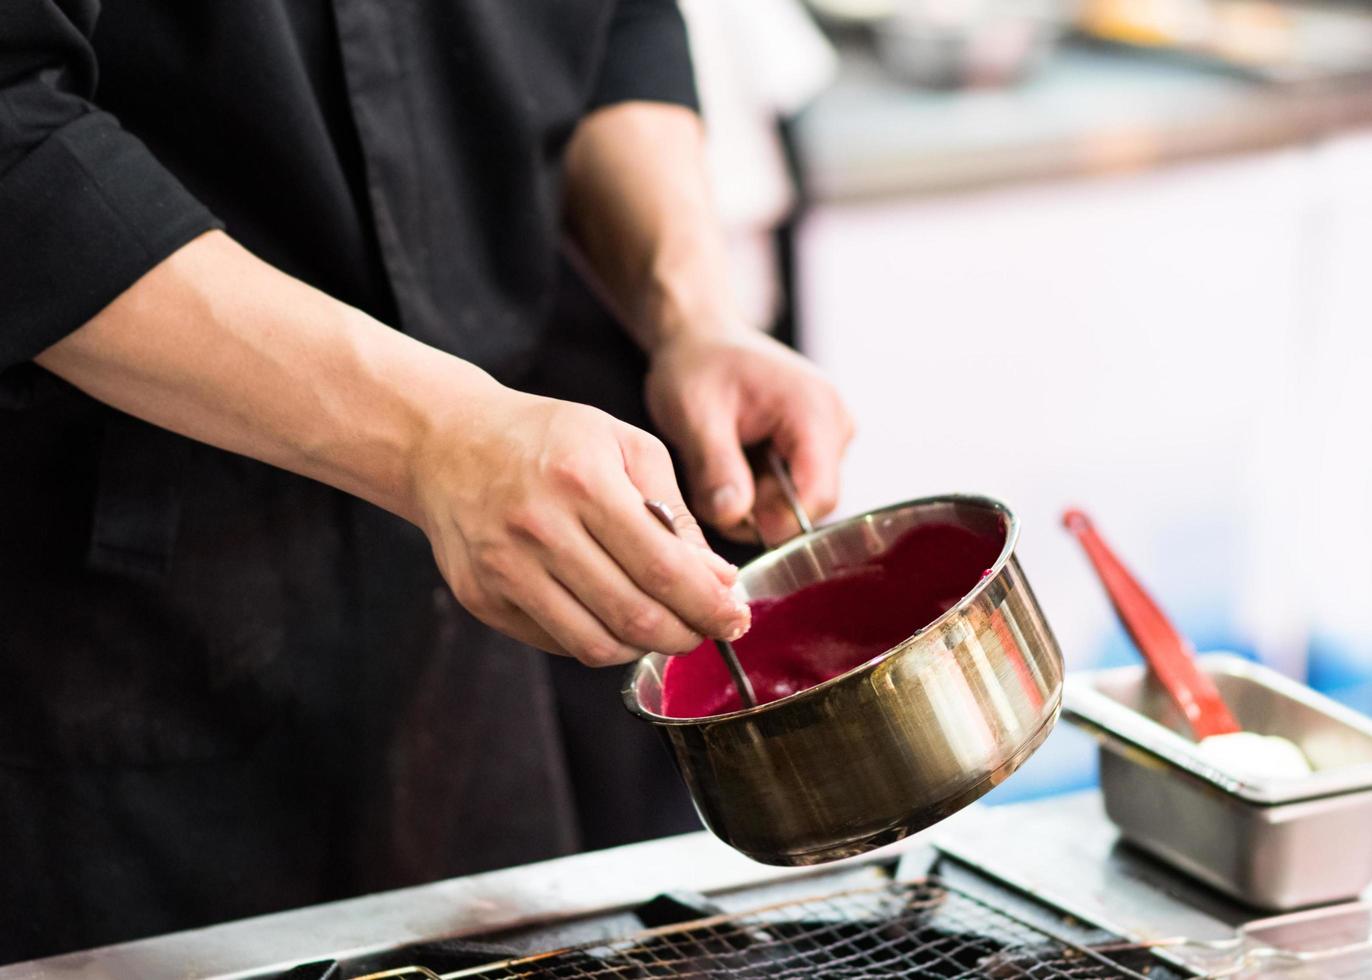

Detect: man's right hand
[37, 231, 746, 667]
[411, 386, 750, 665]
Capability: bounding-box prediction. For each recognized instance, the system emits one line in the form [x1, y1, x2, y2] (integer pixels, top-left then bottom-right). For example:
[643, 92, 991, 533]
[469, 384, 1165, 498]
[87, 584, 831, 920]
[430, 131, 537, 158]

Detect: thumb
[681, 411, 755, 529]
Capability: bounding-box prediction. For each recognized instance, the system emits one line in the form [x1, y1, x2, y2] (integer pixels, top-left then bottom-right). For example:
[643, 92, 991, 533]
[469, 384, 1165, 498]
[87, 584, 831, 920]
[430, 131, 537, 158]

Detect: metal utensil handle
[765, 447, 814, 535]
[1098, 925, 1372, 978]
[643, 499, 758, 708]
[1191, 938, 1372, 977]
[1062, 508, 1241, 740]
[712, 640, 758, 710]
[1175, 899, 1372, 976]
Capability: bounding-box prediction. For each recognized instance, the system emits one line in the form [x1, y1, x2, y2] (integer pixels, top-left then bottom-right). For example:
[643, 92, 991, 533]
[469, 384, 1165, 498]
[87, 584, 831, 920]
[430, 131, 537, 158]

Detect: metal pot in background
[623, 495, 1064, 867]
[806, 0, 1071, 89]
[872, 0, 1069, 89]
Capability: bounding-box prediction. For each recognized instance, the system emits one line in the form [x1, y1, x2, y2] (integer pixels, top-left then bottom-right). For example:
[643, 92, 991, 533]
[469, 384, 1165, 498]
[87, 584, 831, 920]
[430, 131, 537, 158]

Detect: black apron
[0, 400, 584, 960]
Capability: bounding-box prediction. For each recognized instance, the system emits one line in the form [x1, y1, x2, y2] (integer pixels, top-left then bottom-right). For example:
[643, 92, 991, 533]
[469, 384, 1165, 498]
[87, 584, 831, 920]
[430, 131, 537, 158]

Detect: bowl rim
[621, 492, 1020, 727]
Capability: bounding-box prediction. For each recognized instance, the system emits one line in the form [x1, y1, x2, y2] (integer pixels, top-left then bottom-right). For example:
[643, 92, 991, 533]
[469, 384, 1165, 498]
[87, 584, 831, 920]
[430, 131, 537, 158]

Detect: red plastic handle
[1063, 508, 1241, 740]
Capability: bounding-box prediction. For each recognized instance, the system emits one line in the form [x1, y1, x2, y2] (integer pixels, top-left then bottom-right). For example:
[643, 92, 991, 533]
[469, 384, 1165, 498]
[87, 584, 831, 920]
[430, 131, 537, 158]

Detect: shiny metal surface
[623, 495, 1065, 867]
[1151, 901, 1372, 976]
[431, 877, 1157, 980]
[1066, 655, 1372, 910]
[18, 789, 1368, 979]
[935, 791, 1372, 977]
[0, 828, 845, 980]
[796, 42, 1372, 204]
[763, 447, 814, 536]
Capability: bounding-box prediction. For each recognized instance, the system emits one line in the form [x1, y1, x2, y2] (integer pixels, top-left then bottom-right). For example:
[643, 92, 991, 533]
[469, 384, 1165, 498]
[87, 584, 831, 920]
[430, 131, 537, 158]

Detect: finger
[675, 403, 757, 530]
[752, 473, 805, 545]
[511, 568, 649, 667]
[698, 545, 739, 585]
[637, 484, 708, 551]
[535, 515, 704, 654]
[623, 432, 739, 586]
[435, 548, 571, 658]
[450, 575, 573, 658]
[712, 516, 771, 546]
[480, 599, 571, 658]
[586, 437, 750, 640]
[644, 498, 738, 586]
[769, 409, 847, 528]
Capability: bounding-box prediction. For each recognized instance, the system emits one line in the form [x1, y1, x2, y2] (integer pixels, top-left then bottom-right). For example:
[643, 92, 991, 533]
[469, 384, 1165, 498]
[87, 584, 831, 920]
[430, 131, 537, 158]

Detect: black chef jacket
[0, 0, 700, 964]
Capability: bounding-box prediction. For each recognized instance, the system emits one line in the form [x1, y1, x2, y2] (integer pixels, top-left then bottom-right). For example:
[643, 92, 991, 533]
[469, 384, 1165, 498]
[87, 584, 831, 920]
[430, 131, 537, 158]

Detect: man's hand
[412, 387, 749, 665]
[39, 232, 748, 667]
[562, 105, 854, 544]
[646, 330, 854, 543]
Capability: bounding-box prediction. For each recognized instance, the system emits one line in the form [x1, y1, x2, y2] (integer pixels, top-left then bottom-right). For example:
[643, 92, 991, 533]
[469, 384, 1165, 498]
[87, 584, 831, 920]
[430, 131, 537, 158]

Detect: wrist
[404, 367, 514, 530]
[641, 286, 752, 357]
[334, 309, 509, 526]
[635, 245, 752, 355]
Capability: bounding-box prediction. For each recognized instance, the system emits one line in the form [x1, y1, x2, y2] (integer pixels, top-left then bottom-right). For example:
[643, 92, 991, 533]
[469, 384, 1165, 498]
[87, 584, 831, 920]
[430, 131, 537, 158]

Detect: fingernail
[711, 484, 739, 518]
[725, 601, 751, 641]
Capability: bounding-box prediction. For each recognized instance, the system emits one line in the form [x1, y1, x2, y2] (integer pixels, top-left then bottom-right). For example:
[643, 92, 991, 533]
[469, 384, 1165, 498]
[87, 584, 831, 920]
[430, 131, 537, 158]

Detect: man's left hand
[645, 330, 854, 544]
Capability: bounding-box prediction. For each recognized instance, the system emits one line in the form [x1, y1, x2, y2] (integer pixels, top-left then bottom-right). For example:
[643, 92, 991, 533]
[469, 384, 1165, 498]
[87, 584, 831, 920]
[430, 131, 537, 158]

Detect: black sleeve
[0, 0, 221, 371]
[588, 0, 699, 113]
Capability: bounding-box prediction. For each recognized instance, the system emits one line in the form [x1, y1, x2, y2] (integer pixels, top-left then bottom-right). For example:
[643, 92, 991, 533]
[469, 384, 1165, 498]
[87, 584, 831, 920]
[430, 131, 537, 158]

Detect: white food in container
[1196, 731, 1312, 780]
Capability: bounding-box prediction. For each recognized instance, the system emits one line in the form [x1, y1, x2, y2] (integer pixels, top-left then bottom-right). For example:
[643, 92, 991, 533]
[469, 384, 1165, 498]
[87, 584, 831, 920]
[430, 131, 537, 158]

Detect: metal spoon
[643, 499, 758, 709]
[765, 446, 814, 535]
[642, 449, 815, 710]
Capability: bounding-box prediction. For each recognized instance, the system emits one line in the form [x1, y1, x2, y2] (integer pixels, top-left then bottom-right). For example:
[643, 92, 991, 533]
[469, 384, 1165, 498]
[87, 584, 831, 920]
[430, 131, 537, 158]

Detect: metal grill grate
[360, 878, 1161, 980]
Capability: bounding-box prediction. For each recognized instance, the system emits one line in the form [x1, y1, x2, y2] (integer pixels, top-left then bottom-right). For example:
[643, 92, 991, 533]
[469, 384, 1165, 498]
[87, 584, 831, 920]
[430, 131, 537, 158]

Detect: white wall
[1298, 131, 1372, 667]
[799, 130, 1372, 798]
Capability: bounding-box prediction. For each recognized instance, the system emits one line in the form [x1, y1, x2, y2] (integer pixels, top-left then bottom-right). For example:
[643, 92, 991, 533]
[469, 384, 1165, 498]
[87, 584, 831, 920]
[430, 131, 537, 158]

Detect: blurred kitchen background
[682, 0, 1372, 805]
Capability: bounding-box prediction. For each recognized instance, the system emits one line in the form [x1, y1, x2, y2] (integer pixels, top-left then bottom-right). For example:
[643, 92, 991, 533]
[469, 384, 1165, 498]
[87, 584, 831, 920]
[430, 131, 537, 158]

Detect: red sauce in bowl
[660, 520, 1005, 718]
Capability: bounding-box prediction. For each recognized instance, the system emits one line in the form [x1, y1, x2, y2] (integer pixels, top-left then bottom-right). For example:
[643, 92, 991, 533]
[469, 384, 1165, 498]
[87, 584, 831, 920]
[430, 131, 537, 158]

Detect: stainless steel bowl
[623, 495, 1064, 866]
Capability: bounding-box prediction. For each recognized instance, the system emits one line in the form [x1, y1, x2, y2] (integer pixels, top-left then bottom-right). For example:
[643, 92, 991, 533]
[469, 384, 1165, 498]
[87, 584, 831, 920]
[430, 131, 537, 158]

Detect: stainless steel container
[623, 495, 1064, 867]
[1066, 653, 1372, 910]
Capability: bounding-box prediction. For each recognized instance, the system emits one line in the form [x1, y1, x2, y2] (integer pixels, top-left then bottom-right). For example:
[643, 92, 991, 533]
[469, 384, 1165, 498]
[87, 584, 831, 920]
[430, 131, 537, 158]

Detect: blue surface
[981, 721, 1099, 806]
[1308, 635, 1372, 716]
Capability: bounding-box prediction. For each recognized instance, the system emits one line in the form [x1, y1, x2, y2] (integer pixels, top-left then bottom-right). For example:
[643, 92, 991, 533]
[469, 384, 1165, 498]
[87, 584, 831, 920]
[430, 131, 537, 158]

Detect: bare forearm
[33, 229, 748, 660]
[562, 101, 743, 351]
[562, 104, 852, 538]
[37, 231, 499, 523]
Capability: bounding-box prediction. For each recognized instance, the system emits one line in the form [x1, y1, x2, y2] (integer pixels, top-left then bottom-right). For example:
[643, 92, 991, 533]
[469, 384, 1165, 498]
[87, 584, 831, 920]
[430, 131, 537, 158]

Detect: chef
[0, 0, 852, 963]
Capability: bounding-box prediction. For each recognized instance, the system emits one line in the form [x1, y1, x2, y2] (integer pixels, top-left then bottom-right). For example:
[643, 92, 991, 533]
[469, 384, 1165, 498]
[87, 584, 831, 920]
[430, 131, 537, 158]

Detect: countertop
[9, 789, 1358, 979]
[0, 810, 921, 980]
[794, 40, 1372, 201]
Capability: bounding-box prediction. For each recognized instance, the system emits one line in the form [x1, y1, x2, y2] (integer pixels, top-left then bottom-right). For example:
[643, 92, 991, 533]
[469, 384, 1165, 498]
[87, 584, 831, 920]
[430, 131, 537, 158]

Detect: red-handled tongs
[1063, 508, 1241, 740]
